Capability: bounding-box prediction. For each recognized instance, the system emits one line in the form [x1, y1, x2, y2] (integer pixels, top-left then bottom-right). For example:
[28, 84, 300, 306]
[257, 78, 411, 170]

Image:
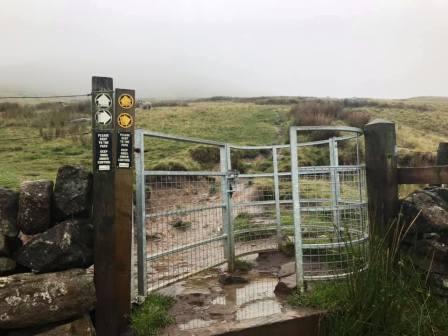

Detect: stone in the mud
[0, 268, 95, 330]
[17, 180, 53, 235]
[15, 218, 93, 273]
[401, 188, 448, 235]
[178, 288, 211, 306]
[147, 232, 163, 241]
[274, 274, 297, 295]
[0, 188, 19, 237]
[157, 282, 186, 298]
[0, 257, 16, 275]
[218, 273, 249, 285]
[278, 261, 296, 278]
[53, 165, 93, 221]
[34, 315, 96, 336]
[208, 304, 237, 316]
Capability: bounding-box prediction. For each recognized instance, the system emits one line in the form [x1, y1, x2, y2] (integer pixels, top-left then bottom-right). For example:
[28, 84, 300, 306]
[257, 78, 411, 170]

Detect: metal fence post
[289, 127, 305, 290]
[135, 130, 147, 296]
[272, 146, 282, 246]
[220, 145, 235, 272]
[329, 138, 341, 232]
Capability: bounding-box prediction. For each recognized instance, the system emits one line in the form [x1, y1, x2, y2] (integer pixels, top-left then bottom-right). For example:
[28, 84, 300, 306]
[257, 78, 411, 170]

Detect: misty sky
[2, 0, 448, 98]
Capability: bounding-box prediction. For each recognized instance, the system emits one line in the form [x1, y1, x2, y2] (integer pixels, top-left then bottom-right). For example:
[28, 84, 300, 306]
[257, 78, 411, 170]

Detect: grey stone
[411, 252, 448, 274]
[6, 236, 22, 257]
[412, 238, 448, 262]
[178, 288, 211, 306]
[0, 268, 95, 329]
[0, 234, 8, 256]
[17, 180, 53, 235]
[278, 261, 296, 278]
[0, 257, 16, 275]
[401, 188, 448, 235]
[428, 273, 448, 297]
[34, 315, 96, 336]
[218, 273, 249, 285]
[53, 165, 92, 221]
[0, 188, 19, 237]
[274, 274, 297, 295]
[15, 218, 93, 273]
[208, 304, 237, 316]
[430, 187, 448, 204]
[0, 235, 21, 258]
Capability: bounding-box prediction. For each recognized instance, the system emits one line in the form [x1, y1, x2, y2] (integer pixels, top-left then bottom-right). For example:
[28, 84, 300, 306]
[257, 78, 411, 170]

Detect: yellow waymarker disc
[117, 113, 133, 128]
[118, 94, 134, 109]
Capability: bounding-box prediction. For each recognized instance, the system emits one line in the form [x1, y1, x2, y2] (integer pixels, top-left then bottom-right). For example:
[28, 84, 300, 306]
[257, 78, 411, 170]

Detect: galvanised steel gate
[134, 126, 368, 297]
[289, 126, 368, 289]
[134, 130, 233, 295]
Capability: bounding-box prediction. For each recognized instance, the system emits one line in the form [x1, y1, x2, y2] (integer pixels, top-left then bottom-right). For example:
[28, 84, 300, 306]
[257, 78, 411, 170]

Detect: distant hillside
[0, 96, 447, 189]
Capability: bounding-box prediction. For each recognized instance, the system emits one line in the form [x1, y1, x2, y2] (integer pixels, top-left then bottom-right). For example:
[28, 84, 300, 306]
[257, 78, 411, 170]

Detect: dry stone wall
[401, 186, 448, 296]
[0, 165, 96, 335]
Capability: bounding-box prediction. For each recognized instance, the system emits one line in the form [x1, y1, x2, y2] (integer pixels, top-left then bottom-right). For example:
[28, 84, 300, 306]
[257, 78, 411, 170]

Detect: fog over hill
[2, 0, 448, 99]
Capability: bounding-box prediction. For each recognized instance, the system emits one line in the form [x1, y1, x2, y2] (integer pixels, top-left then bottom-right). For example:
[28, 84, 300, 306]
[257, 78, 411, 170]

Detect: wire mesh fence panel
[290, 127, 369, 283]
[145, 175, 227, 290]
[134, 130, 230, 294]
[229, 146, 280, 257]
[134, 127, 369, 298]
[233, 203, 278, 256]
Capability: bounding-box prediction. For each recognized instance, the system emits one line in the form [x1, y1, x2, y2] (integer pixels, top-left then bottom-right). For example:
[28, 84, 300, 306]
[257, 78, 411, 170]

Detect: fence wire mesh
[290, 127, 368, 284]
[145, 175, 226, 290]
[134, 126, 369, 297]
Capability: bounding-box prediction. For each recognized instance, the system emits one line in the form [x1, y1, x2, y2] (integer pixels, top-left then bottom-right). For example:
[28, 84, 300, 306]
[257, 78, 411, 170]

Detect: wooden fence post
[364, 119, 399, 238]
[92, 76, 117, 336]
[92, 77, 134, 335]
[437, 143, 448, 166]
[114, 88, 135, 333]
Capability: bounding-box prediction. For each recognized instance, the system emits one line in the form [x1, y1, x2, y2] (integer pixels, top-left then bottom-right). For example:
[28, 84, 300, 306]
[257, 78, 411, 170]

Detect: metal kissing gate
[134, 126, 368, 296]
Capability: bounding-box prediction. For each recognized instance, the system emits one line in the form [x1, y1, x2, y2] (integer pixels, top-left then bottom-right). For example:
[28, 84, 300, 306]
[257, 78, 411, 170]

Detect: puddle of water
[170, 276, 289, 333]
[161, 252, 297, 335]
[236, 299, 282, 321]
[179, 318, 216, 330]
[234, 279, 277, 306]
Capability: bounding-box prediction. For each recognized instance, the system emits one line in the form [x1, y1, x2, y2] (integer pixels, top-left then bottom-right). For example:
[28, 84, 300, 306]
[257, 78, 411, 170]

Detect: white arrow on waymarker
[96, 110, 112, 125]
[95, 93, 112, 108]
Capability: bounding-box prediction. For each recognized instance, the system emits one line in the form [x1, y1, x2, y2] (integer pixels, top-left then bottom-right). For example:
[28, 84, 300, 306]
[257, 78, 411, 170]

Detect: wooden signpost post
[92, 77, 135, 336]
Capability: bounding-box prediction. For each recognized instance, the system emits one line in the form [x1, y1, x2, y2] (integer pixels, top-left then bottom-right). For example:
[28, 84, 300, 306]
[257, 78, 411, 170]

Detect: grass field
[0, 96, 447, 190]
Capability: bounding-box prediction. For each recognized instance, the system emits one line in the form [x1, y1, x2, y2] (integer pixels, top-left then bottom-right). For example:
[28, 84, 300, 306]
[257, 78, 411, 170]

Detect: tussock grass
[234, 258, 253, 273]
[288, 218, 448, 336]
[131, 293, 175, 336]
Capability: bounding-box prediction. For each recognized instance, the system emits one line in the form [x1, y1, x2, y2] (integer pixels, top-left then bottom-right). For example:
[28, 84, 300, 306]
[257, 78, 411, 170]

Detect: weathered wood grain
[364, 119, 399, 237]
[398, 166, 448, 185]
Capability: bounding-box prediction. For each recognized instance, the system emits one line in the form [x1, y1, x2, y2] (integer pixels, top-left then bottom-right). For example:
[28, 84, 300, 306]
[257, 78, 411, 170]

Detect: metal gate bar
[134, 127, 369, 298]
[289, 126, 368, 287]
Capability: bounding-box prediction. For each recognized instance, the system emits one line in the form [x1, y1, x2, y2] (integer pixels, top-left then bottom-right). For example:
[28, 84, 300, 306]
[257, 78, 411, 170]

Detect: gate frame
[134, 126, 368, 297]
[289, 125, 365, 290]
[134, 129, 233, 296]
